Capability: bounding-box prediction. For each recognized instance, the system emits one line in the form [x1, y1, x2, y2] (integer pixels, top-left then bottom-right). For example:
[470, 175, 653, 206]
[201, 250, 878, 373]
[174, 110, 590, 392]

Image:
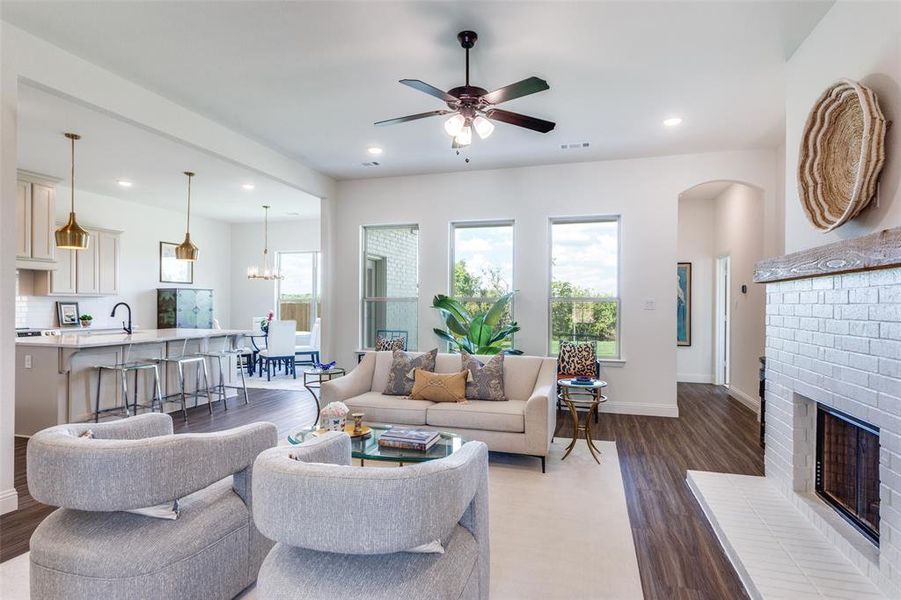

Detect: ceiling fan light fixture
[444, 114, 466, 137]
[473, 116, 495, 139]
[455, 125, 472, 147]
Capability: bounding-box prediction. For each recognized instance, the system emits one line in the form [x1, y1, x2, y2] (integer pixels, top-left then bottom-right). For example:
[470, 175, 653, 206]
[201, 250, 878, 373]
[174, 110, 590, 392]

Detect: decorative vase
[80, 320, 92, 328]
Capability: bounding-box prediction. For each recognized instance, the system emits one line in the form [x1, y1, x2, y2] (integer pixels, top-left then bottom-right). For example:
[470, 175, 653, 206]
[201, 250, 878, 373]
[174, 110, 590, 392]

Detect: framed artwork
[677, 262, 692, 346]
[56, 301, 81, 328]
[160, 241, 194, 284]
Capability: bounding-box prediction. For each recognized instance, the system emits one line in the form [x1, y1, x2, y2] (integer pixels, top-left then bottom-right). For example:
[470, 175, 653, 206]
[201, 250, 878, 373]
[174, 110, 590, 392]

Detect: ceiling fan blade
[485, 108, 555, 133]
[374, 110, 452, 127]
[481, 77, 549, 105]
[399, 79, 458, 104]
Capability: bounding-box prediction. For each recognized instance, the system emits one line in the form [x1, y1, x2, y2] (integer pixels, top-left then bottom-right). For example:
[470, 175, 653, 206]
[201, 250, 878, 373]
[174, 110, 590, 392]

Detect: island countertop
[15, 328, 254, 349]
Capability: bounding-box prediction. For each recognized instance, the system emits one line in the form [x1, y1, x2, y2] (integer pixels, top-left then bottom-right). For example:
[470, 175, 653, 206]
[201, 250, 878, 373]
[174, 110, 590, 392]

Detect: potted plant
[432, 292, 522, 355]
[79, 314, 93, 328]
[260, 310, 274, 334]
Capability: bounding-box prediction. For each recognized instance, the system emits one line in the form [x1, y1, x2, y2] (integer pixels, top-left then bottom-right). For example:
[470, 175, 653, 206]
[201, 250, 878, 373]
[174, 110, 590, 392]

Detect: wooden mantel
[754, 226, 901, 283]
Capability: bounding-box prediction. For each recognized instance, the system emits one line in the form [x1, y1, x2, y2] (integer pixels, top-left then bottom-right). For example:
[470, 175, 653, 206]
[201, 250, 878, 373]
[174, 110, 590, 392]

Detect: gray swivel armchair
[26, 413, 277, 600]
[252, 433, 490, 600]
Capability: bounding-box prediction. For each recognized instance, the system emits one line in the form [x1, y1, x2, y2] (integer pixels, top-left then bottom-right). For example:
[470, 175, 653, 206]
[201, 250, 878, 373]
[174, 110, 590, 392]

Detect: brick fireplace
[689, 228, 901, 599]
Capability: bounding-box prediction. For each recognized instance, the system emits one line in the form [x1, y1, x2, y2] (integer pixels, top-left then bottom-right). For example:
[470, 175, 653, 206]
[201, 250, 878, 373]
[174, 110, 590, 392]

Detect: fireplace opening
[815, 404, 880, 545]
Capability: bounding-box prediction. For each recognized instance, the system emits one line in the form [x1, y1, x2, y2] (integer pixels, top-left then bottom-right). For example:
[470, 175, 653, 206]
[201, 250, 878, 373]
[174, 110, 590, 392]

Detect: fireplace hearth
[815, 404, 880, 545]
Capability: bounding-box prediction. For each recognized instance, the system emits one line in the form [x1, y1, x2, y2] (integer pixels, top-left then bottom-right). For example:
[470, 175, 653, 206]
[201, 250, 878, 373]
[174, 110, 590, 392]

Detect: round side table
[303, 367, 346, 423]
[558, 378, 608, 464]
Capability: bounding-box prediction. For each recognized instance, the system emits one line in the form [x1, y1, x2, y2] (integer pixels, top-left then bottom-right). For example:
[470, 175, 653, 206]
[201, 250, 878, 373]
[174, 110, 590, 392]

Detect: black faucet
[111, 302, 133, 334]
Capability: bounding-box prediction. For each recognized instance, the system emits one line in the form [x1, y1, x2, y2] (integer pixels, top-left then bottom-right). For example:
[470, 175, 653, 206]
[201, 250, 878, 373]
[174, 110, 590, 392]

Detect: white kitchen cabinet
[35, 227, 121, 297]
[15, 172, 58, 269]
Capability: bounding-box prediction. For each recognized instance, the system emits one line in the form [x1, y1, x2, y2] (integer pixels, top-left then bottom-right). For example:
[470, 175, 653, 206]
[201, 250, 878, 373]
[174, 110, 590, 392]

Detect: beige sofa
[321, 351, 557, 472]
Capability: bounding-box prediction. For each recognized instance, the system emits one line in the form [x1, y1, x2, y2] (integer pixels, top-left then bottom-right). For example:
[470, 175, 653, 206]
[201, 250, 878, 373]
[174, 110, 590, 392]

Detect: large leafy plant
[432, 292, 522, 355]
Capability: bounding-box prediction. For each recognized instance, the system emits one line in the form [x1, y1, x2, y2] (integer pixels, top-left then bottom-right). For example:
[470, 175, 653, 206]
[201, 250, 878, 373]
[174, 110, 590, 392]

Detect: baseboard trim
[600, 401, 679, 418]
[0, 487, 19, 515]
[727, 386, 760, 414]
[677, 373, 715, 384]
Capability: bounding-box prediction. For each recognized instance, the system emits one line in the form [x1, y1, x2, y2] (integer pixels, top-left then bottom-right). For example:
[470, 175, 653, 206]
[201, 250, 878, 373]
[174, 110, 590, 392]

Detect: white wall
[784, 1, 901, 251]
[712, 184, 766, 408]
[16, 187, 232, 330]
[229, 219, 320, 331]
[677, 195, 716, 383]
[329, 149, 779, 417]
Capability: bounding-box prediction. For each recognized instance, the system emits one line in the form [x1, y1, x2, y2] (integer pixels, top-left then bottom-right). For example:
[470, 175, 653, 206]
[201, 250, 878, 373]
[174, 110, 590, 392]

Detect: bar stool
[201, 338, 250, 408]
[93, 346, 163, 422]
[157, 340, 215, 420]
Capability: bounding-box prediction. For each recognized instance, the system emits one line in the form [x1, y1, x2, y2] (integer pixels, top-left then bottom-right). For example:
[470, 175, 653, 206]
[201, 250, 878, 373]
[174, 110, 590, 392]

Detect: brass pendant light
[246, 205, 284, 280]
[55, 133, 90, 250]
[175, 171, 199, 261]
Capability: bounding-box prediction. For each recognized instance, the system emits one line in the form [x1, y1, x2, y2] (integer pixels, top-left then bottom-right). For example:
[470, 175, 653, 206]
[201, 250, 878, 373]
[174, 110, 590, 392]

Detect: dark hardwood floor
[0, 383, 763, 599]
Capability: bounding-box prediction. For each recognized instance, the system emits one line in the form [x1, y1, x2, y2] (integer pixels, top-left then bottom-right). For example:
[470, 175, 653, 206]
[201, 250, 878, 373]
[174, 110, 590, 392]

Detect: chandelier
[246, 205, 283, 280]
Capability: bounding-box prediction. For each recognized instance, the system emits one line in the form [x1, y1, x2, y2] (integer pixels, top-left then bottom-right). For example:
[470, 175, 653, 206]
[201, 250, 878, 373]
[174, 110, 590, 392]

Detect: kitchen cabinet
[35, 226, 121, 297]
[15, 172, 58, 270]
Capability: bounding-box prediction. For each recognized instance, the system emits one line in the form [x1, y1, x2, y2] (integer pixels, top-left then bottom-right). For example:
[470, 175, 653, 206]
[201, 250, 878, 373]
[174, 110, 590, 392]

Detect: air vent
[560, 142, 590, 150]
[361, 161, 380, 167]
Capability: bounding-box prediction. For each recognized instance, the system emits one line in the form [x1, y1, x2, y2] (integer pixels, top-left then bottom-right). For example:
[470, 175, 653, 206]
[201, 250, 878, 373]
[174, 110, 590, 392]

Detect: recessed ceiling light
[242, 183, 255, 190]
[663, 117, 683, 127]
[367, 147, 383, 155]
[117, 180, 133, 188]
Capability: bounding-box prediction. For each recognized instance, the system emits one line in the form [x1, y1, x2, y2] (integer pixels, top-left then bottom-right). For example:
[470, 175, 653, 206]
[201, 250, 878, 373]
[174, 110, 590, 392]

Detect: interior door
[715, 255, 731, 386]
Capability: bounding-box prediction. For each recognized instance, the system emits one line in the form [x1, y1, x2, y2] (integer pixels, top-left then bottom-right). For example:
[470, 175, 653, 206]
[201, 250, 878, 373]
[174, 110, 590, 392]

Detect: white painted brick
[812, 277, 834, 290]
[870, 269, 901, 286]
[841, 272, 871, 288]
[835, 335, 870, 354]
[849, 352, 879, 373]
[878, 392, 901, 416]
[872, 339, 901, 360]
[836, 365, 869, 386]
[800, 317, 820, 331]
[783, 291, 800, 304]
[883, 322, 901, 340]
[851, 287, 880, 304]
[839, 304, 869, 320]
[825, 289, 849, 304]
[812, 303, 834, 319]
[850, 320, 881, 338]
[794, 303, 812, 317]
[871, 304, 901, 322]
[881, 285, 901, 304]
[880, 358, 901, 379]
[799, 290, 819, 304]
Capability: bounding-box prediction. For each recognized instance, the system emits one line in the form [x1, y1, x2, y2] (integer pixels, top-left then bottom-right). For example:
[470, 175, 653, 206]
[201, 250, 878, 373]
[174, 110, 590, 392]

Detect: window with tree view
[276, 252, 319, 332]
[451, 221, 514, 328]
[362, 225, 420, 350]
[550, 218, 619, 358]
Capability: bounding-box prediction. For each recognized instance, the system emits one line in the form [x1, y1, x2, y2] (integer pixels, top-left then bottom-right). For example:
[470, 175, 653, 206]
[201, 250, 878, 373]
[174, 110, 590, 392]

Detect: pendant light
[247, 205, 284, 280]
[175, 171, 199, 261]
[55, 133, 90, 250]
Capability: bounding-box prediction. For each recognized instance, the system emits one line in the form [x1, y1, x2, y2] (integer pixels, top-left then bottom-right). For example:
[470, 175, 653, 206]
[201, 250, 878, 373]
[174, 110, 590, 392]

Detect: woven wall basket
[798, 79, 886, 232]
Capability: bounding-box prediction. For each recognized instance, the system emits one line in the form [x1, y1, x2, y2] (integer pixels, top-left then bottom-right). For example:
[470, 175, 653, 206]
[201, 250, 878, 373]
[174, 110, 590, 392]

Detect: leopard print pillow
[558, 341, 597, 377]
[375, 336, 406, 352]
[384, 348, 438, 396]
[462, 352, 506, 401]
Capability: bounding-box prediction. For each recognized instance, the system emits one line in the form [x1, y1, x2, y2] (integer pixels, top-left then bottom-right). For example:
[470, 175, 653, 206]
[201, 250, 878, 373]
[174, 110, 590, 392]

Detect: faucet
[111, 302, 133, 334]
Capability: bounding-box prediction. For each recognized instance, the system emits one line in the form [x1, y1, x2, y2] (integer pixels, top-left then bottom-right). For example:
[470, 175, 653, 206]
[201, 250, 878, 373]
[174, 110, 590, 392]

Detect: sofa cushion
[258, 524, 478, 600]
[343, 392, 433, 425]
[462, 352, 506, 401]
[411, 369, 467, 403]
[426, 400, 526, 433]
[30, 478, 248, 578]
[384, 349, 438, 396]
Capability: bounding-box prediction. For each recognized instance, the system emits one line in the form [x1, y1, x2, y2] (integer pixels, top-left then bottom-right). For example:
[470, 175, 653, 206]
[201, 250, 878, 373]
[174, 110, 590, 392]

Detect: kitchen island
[15, 329, 252, 435]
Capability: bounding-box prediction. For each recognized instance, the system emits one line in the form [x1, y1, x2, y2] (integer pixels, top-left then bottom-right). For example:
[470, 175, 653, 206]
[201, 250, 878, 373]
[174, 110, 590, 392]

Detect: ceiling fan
[374, 30, 555, 148]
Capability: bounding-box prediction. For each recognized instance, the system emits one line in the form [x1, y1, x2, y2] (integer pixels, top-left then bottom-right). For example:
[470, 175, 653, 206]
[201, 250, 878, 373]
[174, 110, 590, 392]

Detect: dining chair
[258, 320, 297, 381]
[294, 318, 321, 367]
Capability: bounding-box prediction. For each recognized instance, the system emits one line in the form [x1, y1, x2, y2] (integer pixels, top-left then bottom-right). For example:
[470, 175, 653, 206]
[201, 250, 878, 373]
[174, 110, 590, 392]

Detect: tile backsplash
[16, 271, 118, 329]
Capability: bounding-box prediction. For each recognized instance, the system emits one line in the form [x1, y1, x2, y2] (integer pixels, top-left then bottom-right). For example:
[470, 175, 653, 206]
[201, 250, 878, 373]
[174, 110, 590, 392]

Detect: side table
[558, 378, 608, 464]
[303, 367, 346, 423]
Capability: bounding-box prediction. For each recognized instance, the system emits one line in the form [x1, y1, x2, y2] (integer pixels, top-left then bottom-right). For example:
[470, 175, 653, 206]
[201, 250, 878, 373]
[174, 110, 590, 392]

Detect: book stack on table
[377, 429, 440, 451]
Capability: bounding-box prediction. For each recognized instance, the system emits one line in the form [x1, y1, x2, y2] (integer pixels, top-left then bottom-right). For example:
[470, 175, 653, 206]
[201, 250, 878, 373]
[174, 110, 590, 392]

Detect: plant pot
[80, 320, 92, 328]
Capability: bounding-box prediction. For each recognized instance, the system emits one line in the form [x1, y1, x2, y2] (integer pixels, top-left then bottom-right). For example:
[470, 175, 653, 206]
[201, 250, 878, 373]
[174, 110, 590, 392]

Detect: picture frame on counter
[159, 241, 194, 284]
[56, 301, 80, 328]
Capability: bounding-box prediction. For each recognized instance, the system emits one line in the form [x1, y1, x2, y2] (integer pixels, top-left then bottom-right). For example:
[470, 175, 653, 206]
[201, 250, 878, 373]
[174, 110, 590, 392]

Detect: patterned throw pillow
[384, 349, 438, 396]
[375, 336, 406, 352]
[558, 341, 597, 377]
[410, 369, 467, 402]
[462, 352, 506, 401]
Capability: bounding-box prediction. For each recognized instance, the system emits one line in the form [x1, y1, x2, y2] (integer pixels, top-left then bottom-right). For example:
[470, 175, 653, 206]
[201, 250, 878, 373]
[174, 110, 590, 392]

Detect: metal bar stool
[201, 338, 250, 408]
[93, 346, 163, 422]
[158, 339, 215, 420]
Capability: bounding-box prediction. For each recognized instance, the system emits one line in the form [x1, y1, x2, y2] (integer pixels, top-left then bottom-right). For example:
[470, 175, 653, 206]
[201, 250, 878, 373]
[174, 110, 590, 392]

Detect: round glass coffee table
[288, 424, 464, 466]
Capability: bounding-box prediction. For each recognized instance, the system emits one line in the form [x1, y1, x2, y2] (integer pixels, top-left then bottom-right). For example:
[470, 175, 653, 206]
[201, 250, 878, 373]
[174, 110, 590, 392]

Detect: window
[276, 252, 319, 332]
[362, 225, 419, 350]
[450, 221, 514, 318]
[549, 218, 620, 358]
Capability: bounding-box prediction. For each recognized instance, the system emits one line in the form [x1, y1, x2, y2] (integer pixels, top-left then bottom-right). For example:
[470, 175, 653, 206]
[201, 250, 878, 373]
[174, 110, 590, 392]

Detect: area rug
[0, 439, 642, 600]
[242, 374, 313, 392]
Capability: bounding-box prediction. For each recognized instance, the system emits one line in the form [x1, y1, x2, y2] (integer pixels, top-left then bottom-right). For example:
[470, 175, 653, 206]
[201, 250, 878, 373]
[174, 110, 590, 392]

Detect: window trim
[547, 215, 622, 360]
[360, 224, 420, 350]
[275, 250, 320, 331]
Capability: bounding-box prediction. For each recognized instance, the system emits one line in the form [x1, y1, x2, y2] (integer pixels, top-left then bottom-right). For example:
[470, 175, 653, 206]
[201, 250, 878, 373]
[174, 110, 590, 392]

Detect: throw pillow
[375, 336, 406, 352]
[384, 348, 438, 396]
[410, 369, 467, 403]
[462, 352, 506, 401]
[558, 341, 597, 377]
